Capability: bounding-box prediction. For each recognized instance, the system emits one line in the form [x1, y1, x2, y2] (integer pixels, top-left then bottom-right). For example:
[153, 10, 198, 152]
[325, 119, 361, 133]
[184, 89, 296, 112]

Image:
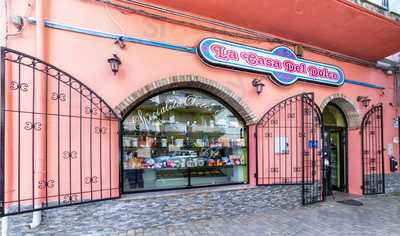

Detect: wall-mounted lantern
[252, 79, 265, 95]
[294, 45, 304, 58]
[357, 96, 371, 108]
[107, 54, 122, 76]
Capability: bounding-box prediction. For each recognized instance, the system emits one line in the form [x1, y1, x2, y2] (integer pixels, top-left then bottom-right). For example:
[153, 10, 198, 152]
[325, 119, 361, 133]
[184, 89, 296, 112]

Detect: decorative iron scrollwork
[51, 92, 66, 102]
[95, 127, 107, 134]
[361, 104, 384, 195]
[270, 168, 279, 173]
[85, 176, 98, 184]
[38, 179, 55, 189]
[287, 113, 295, 119]
[24, 121, 42, 131]
[2, 47, 121, 217]
[10, 81, 28, 92]
[63, 194, 79, 204]
[62, 151, 78, 160]
[369, 130, 376, 135]
[85, 106, 98, 115]
[293, 167, 301, 172]
[255, 93, 323, 204]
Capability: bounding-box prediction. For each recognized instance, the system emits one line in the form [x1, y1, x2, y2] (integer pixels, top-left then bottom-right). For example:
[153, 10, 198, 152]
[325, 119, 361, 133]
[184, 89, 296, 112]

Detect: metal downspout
[26, 0, 45, 229]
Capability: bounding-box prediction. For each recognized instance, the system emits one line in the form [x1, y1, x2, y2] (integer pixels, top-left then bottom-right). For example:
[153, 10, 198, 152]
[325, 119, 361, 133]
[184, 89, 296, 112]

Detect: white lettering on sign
[198, 38, 345, 86]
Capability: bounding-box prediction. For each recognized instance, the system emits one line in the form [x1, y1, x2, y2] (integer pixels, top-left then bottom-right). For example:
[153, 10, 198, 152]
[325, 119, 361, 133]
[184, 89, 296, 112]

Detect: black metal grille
[361, 104, 384, 195]
[301, 94, 324, 204]
[0, 47, 121, 216]
[255, 93, 324, 205]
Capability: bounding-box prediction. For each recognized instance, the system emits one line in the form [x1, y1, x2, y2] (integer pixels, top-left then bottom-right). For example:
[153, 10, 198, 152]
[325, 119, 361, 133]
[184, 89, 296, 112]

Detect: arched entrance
[256, 93, 324, 205]
[0, 47, 121, 216]
[361, 104, 385, 195]
[115, 75, 257, 125]
[322, 103, 348, 194]
[320, 94, 362, 129]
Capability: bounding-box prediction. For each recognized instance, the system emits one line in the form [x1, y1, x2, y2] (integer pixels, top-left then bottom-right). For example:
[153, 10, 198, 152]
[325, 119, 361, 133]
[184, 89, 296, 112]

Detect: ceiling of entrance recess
[142, 0, 400, 62]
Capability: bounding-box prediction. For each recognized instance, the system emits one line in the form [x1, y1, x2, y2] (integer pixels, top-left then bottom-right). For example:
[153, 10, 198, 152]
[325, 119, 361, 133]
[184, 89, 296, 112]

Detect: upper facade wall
[1, 1, 395, 121]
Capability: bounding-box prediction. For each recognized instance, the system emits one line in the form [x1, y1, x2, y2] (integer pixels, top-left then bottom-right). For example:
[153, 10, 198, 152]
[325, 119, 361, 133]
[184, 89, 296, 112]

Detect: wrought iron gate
[0, 47, 121, 216]
[361, 104, 384, 195]
[256, 93, 324, 205]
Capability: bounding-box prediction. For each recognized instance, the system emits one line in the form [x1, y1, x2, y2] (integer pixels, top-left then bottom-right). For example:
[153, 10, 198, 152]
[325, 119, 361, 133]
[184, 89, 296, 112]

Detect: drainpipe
[25, 211, 41, 230]
[1, 216, 8, 236]
[0, 0, 6, 47]
[26, 0, 45, 229]
[1, 1, 9, 235]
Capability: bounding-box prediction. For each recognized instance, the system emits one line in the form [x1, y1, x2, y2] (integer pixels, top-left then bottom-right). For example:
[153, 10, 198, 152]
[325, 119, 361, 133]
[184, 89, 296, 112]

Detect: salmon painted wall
[1, 0, 399, 199]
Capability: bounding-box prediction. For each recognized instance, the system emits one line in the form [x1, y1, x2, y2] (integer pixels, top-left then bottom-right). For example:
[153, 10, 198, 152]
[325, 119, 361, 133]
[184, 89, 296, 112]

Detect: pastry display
[121, 89, 248, 191]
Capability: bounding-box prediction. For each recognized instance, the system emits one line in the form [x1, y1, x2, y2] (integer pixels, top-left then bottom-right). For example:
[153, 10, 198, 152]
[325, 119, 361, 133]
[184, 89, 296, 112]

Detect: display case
[122, 89, 248, 192]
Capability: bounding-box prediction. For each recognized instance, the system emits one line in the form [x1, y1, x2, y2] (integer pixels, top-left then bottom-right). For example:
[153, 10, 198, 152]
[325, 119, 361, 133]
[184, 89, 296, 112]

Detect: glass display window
[122, 89, 248, 192]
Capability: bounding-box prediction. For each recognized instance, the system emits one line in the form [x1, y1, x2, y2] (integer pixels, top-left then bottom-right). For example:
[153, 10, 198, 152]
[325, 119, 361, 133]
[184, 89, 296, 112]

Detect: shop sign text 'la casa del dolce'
[198, 38, 345, 87]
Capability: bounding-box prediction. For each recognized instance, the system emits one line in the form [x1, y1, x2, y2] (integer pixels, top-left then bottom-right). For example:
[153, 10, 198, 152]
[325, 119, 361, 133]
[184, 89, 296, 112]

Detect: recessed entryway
[322, 103, 348, 195]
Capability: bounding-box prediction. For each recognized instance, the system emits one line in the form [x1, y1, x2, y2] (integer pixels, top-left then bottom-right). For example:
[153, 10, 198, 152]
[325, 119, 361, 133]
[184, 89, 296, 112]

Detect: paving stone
[3, 187, 400, 235]
[126, 230, 135, 236]
[125, 195, 400, 236]
[4, 185, 301, 235]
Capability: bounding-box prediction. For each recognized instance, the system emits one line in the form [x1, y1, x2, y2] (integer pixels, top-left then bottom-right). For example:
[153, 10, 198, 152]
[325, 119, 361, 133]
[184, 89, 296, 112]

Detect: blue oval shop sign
[197, 38, 345, 87]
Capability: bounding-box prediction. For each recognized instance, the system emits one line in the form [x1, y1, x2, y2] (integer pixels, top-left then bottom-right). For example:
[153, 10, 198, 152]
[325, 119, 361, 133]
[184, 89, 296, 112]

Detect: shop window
[122, 89, 247, 192]
[389, 0, 400, 14]
[366, 0, 389, 9]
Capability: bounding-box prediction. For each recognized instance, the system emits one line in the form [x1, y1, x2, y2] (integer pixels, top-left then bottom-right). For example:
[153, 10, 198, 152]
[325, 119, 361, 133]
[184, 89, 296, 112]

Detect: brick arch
[320, 93, 362, 129]
[114, 74, 258, 124]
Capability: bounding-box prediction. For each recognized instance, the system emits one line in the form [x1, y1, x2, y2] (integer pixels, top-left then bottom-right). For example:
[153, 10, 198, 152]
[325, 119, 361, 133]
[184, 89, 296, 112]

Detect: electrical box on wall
[387, 143, 398, 172]
[390, 157, 398, 172]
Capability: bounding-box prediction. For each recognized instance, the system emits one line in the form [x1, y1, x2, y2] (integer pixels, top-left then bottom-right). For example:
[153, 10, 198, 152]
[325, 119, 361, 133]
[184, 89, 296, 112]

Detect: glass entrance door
[324, 128, 347, 194]
[322, 103, 348, 196]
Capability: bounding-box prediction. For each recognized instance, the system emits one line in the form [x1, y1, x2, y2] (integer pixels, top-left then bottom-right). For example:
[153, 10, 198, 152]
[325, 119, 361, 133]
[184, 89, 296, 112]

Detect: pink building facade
[1, 0, 400, 221]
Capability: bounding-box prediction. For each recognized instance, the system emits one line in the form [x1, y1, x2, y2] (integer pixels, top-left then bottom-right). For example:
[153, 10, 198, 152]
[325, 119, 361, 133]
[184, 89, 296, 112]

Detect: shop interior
[122, 89, 248, 192]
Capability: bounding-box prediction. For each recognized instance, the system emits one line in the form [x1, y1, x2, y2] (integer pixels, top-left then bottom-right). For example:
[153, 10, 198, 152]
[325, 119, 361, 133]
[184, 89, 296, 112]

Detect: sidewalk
[105, 194, 400, 236]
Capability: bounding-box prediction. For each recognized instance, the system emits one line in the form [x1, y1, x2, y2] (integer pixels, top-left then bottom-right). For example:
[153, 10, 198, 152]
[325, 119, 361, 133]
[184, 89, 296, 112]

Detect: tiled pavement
[100, 194, 400, 236]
